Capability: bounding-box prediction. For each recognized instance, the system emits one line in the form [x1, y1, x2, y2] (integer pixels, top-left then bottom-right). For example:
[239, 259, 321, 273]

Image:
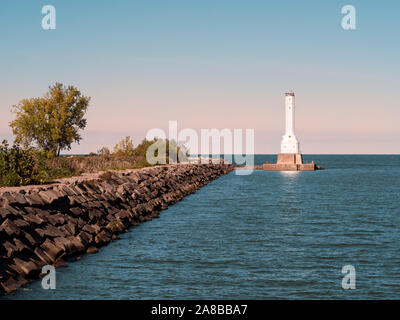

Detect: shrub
[0, 137, 175, 187]
[113, 136, 134, 157]
[97, 147, 111, 156]
[0, 140, 37, 187]
[40, 156, 80, 180]
[134, 138, 189, 165]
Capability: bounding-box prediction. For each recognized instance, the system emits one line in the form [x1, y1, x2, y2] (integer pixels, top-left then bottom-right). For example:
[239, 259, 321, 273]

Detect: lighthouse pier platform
[262, 153, 321, 171]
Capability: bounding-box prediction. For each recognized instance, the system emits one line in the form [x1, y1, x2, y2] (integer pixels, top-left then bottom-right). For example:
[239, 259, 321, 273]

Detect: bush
[37, 155, 80, 180]
[0, 137, 187, 187]
[135, 138, 189, 165]
[113, 136, 134, 157]
[97, 147, 111, 156]
[0, 140, 37, 187]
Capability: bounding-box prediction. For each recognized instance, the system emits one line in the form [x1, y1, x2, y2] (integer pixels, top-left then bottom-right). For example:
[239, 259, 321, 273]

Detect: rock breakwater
[0, 163, 234, 295]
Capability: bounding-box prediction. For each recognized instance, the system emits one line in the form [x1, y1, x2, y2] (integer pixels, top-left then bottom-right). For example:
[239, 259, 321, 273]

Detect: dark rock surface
[0, 163, 234, 295]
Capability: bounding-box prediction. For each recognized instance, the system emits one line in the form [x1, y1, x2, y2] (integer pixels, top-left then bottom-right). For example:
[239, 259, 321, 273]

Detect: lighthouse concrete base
[262, 153, 320, 171]
[277, 153, 303, 165]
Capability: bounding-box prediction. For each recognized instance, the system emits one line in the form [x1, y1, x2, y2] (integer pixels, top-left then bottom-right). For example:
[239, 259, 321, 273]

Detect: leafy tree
[113, 136, 134, 157]
[10, 83, 90, 157]
[135, 138, 189, 164]
[97, 146, 111, 156]
[134, 138, 154, 158]
[168, 139, 189, 163]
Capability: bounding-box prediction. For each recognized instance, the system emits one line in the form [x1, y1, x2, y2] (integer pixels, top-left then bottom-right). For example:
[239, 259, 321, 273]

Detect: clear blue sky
[1, 0, 399, 153]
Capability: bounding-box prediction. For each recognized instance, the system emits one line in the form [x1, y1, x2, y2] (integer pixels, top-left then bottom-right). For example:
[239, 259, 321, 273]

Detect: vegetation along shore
[0, 83, 235, 295]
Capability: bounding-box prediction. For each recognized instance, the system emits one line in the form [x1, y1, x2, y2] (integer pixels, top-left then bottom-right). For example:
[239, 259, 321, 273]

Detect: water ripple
[5, 155, 400, 300]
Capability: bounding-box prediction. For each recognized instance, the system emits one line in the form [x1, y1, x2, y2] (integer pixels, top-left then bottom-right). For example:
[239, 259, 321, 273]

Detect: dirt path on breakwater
[0, 163, 235, 295]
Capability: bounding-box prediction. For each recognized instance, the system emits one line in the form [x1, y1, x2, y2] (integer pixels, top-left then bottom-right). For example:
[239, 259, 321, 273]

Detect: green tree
[113, 136, 134, 157]
[10, 83, 90, 157]
[134, 138, 189, 165]
[97, 146, 111, 156]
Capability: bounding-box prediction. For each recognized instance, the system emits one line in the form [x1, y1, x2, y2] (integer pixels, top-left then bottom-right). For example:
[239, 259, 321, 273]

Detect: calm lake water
[4, 155, 400, 299]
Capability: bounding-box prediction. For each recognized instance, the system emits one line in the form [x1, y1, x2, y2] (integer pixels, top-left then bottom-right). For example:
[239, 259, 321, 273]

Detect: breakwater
[0, 163, 234, 295]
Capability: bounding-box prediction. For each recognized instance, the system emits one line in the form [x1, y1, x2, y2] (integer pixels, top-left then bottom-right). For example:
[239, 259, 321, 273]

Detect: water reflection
[278, 170, 300, 178]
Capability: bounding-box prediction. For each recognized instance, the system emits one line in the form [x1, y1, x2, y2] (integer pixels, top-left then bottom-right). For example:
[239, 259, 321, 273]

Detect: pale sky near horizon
[0, 0, 399, 154]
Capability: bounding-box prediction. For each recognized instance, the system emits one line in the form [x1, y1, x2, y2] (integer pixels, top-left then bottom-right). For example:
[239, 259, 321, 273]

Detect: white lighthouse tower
[262, 91, 321, 170]
[280, 91, 300, 154]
